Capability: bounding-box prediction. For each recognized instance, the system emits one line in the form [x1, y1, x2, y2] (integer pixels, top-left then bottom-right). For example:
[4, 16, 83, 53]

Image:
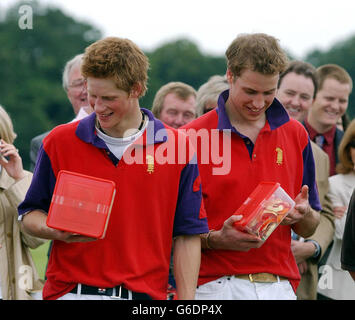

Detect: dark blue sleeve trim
[302, 139, 322, 211]
[173, 155, 209, 237]
[18, 145, 56, 216]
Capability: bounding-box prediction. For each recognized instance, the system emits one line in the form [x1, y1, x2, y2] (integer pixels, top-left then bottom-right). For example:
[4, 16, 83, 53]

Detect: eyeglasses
[68, 78, 86, 89]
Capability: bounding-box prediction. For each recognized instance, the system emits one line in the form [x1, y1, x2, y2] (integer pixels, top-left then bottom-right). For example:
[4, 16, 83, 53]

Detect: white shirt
[95, 116, 148, 160]
[70, 107, 91, 123]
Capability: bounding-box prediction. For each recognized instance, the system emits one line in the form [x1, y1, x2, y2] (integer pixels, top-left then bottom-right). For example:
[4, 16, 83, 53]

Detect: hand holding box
[46, 170, 116, 239]
[233, 182, 295, 241]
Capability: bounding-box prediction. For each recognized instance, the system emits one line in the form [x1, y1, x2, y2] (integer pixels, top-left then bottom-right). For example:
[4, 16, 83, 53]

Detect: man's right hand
[21, 210, 96, 243]
[209, 215, 264, 251]
[52, 230, 97, 243]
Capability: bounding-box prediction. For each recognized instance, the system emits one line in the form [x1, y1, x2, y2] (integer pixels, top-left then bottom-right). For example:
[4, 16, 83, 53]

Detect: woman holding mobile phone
[0, 104, 46, 300]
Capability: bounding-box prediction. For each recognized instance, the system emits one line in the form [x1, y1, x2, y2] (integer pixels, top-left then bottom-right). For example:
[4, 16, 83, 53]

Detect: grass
[30, 241, 51, 280]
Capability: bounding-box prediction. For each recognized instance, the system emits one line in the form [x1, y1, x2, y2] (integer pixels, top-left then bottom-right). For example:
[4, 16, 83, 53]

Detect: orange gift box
[233, 182, 295, 241]
[46, 170, 116, 239]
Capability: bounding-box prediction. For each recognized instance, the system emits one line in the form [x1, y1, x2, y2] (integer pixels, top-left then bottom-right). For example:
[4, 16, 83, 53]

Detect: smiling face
[226, 69, 279, 125]
[159, 92, 196, 129]
[87, 77, 140, 137]
[276, 72, 315, 122]
[308, 77, 351, 133]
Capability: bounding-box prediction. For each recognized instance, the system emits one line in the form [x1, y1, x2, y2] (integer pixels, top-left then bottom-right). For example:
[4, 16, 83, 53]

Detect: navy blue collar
[75, 108, 168, 147]
[216, 89, 290, 132]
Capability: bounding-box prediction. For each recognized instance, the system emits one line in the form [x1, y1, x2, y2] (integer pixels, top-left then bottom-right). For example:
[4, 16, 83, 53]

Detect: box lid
[46, 170, 116, 239]
[234, 182, 280, 227]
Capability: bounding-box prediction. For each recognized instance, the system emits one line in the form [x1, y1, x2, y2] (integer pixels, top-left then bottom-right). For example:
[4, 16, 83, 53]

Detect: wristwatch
[304, 239, 321, 259]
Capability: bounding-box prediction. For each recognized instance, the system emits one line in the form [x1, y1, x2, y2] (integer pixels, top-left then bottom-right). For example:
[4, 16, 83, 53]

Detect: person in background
[195, 75, 229, 117]
[183, 33, 320, 300]
[305, 64, 353, 176]
[151, 81, 197, 298]
[30, 53, 93, 171]
[152, 82, 196, 129]
[30, 54, 94, 276]
[318, 119, 355, 300]
[0, 104, 47, 300]
[341, 188, 355, 281]
[276, 60, 335, 300]
[19, 37, 208, 300]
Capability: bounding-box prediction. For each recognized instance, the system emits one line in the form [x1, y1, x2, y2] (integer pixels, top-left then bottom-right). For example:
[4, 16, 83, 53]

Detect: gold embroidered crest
[275, 147, 283, 165]
[146, 155, 154, 174]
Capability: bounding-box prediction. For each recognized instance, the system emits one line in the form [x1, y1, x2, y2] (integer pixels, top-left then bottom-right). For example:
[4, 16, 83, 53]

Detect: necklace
[138, 110, 145, 131]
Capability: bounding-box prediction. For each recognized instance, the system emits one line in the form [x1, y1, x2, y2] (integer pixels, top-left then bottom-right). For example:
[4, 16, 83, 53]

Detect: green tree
[304, 36, 355, 119]
[0, 0, 101, 170]
[140, 39, 295, 110]
[140, 39, 226, 109]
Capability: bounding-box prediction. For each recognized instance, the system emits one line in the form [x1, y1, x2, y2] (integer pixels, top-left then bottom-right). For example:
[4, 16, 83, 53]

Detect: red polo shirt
[18, 109, 209, 300]
[182, 90, 321, 292]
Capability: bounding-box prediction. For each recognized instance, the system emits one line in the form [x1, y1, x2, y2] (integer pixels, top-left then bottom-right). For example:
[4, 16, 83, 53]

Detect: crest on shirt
[146, 155, 154, 174]
[275, 147, 283, 165]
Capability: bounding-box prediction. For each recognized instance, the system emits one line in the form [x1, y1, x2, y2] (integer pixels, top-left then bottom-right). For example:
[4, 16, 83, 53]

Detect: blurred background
[0, 0, 354, 170]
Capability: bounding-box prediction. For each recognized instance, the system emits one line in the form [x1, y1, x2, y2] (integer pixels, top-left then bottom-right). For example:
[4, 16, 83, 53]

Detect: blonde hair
[336, 119, 355, 174]
[0, 105, 17, 144]
[81, 37, 149, 98]
[62, 54, 84, 91]
[196, 75, 229, 117]
[226, 33, 288, 77]
[151, 82, 196, 118]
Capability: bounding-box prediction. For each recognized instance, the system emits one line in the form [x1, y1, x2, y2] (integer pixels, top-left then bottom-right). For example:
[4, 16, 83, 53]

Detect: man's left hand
[282, 185, 311, 225]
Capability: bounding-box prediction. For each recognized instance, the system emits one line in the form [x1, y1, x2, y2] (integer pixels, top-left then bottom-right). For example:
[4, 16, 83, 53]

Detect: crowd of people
[0, 32, 354, 300]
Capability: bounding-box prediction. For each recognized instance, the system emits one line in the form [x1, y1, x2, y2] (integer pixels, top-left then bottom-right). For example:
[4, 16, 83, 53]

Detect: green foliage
[1, 1, 354, 171]
[0, 0, 102, 170]
[140, 39, 226, 109]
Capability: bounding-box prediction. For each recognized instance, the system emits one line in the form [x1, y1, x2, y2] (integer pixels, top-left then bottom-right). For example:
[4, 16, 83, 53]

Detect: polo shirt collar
[324, 126, 336, 145]
[75, 108, 168, 147]
[216, 89, 290, 131]
[304, 119, 336, 145]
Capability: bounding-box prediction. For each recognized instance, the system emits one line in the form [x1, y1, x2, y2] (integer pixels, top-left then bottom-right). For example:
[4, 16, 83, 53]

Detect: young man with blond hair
[18, 37, 208, 300]
[305, 64, 353, 176]
[152, 81, 196, 129]
[183, 33, 321, 300]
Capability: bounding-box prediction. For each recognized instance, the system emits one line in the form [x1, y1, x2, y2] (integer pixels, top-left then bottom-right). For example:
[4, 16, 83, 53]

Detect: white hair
[62, 53, 84, 91]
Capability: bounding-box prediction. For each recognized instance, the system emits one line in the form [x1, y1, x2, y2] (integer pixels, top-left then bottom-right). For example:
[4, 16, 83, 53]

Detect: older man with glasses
[29, 54, 93, 171]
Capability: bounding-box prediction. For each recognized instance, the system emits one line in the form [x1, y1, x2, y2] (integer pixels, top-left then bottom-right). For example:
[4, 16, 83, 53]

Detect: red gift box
[46, 170, 116, 239]
[233, 182, 295, 241]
